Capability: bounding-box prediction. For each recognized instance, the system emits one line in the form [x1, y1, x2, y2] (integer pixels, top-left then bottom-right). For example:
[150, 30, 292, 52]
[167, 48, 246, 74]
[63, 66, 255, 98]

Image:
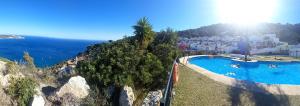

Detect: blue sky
[0, 0, 299, 40]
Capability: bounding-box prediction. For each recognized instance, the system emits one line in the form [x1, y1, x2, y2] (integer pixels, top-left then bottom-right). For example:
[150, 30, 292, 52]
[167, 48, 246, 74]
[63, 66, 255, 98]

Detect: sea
[0, 36, 101, 68]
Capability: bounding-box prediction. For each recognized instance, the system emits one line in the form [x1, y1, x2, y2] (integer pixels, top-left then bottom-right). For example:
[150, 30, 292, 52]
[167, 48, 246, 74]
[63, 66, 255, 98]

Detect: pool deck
[180, 55, 300, 95]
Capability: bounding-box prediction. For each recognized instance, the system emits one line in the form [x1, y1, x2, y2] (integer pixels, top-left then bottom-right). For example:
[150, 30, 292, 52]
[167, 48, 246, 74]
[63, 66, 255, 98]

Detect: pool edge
[179, 55, 300, 95]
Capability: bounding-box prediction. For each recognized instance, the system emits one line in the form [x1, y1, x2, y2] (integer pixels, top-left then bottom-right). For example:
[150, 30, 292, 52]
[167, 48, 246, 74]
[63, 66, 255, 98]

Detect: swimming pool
[189, 56, 300, 85]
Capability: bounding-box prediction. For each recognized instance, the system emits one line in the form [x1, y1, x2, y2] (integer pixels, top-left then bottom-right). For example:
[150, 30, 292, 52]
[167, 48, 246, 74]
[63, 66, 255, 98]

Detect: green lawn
[172, 65, 300, 106]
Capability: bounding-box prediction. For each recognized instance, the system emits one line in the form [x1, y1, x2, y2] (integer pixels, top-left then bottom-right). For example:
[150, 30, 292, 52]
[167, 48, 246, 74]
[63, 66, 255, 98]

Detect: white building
[179, 33, 290, 55]
[289, 44, 300, 57]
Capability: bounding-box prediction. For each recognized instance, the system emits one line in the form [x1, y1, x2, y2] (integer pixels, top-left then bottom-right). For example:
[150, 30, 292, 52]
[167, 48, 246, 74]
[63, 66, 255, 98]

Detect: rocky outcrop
[0, 61, 14, 106]
[119, 85, 135, 106]
[142, 90, 163, 106]
[55, 76, 90, 99]
[48, 93, 80, 106]
[0, 74, 12, 88]
[61, 93, 81, 106]
[47, 76, 90, 105]
[0, 73, 24, 88]
[0, 86, 13, 106]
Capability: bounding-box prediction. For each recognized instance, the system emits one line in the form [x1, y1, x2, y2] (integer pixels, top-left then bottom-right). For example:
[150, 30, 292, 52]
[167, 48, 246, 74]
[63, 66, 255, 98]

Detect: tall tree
[133, 17, 155, 51]
[154, 28, 178, 45]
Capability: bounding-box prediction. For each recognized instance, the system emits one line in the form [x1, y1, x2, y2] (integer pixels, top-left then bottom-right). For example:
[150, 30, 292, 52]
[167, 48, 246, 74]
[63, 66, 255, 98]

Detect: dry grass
[133, 88, 148, 106]
[172, 65, 300, 106]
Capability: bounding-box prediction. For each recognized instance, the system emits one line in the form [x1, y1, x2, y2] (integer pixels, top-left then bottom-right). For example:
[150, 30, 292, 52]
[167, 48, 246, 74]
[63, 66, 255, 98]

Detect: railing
[160, 57, 178, 106]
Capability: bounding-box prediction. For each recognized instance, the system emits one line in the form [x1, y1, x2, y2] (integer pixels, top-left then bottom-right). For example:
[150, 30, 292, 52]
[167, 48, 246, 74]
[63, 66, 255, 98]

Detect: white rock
[0, 84, 13, 106]
[0, 61, 6, 72]
[119, 85, 135, 106]
[56, 76, 90, 99]
[0, 74, 11, 88]
[142, 90, 163, 106]
[31, 95, 45, 106]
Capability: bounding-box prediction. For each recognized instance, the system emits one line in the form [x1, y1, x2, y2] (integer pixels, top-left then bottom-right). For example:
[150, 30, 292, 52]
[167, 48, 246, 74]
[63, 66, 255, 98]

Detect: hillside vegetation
[0, 52, 39, 106]
[76, 17, 180, 105]
[179, 23, 300, 44]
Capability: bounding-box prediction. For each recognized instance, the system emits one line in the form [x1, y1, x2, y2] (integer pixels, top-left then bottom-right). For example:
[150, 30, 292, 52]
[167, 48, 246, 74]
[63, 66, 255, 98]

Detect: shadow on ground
[42, 86, 57, 96]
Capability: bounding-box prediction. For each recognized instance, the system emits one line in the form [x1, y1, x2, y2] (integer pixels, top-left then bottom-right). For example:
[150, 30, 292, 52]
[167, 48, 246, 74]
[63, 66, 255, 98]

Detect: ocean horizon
[0, 36, 101, 68]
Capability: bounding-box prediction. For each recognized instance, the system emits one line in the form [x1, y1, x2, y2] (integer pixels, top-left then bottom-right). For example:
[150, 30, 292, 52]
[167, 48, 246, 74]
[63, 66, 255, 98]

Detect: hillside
[75, 18, 180, 105]
[178, 23, 300, 45]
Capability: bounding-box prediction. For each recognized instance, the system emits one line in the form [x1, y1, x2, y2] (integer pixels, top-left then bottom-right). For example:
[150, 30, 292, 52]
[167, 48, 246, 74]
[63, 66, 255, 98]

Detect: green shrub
[76, 18, 180, 104]
[7, 77, 38, 106]
[137, 53, 164, 87]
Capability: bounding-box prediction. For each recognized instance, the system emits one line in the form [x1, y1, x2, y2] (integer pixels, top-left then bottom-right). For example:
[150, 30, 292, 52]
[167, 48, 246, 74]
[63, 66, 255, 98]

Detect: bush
[137, 53, 164, 87]
[7, 77, 38, 106]
[23, 52, 36, 71]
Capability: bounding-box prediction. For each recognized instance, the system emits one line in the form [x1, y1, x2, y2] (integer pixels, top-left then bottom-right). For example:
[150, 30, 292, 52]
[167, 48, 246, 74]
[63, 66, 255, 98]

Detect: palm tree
[133, 17, 155, 51]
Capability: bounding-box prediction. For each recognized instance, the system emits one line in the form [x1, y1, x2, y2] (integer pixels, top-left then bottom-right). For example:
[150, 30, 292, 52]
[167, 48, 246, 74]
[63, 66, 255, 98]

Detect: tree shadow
[227, 66, 290, 106]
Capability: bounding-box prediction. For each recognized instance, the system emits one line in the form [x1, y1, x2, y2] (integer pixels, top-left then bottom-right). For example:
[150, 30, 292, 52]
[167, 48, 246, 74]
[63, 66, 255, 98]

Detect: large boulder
[55, 76, 90, 99]
[61, 93, 80, 106]
[142, 90, 163, 106]
[47, 93, 80, 106]
[0, 74, 11, 88]
[119, 85, 135, 106]
[47, 76, 90, 105]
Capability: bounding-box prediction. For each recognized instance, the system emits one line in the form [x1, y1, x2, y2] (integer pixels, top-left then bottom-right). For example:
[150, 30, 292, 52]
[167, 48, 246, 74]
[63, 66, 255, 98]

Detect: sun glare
[215, 0, 278, 26]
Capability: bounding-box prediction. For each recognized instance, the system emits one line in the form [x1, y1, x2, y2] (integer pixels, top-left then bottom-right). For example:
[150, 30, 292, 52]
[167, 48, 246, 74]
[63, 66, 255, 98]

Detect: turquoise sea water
[189, 56, 300, 85]
[0, 36, 100, 68]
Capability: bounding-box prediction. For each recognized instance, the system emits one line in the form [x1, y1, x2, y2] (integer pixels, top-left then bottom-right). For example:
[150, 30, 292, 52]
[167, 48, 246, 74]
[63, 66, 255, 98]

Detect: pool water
[189, 56, 300, 85]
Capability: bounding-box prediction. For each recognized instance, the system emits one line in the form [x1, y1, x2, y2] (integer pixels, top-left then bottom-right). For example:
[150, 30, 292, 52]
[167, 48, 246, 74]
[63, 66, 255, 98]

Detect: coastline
[0, 35, 24, 39]
[0, 36, 98, 68]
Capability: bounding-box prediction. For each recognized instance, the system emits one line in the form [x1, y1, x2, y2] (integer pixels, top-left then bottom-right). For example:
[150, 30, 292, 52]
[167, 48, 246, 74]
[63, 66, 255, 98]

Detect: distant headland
[0, 34, 24, 39]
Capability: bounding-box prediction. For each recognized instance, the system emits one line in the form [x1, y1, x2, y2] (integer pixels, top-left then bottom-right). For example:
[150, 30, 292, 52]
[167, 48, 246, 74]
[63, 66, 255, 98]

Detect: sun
[215, 0, 278, 26]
